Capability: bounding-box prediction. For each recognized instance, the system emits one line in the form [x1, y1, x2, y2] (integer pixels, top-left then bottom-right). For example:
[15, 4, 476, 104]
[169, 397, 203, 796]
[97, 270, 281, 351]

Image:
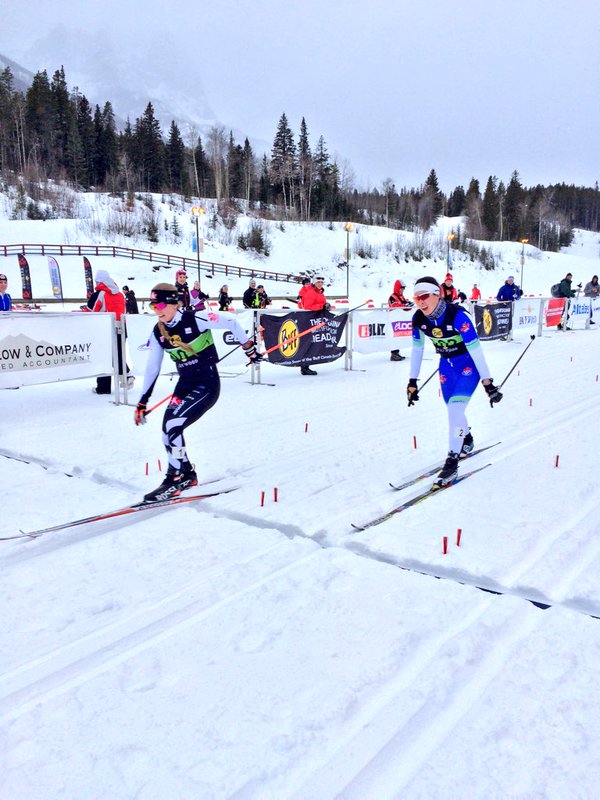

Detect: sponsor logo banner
[544, 298, 565, 328]
[261, 310, 348, 366]
[352, 308, 413, 353]
[0, 313, 113, 388]
[513, 298, 540, 329]
[473, 303, 512, 340]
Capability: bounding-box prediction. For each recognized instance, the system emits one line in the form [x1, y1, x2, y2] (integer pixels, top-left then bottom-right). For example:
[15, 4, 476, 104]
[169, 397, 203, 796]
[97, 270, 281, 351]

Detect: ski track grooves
[293, 604, 541, 800]
[0, 542, 320, 723]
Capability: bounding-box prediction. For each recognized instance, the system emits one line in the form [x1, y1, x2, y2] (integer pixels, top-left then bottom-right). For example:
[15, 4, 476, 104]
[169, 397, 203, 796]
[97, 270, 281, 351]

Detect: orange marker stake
[145, 462, 149, 476]
[555, 455, 560, 468]
[273, 487, 278, 503]
[529, 398, 533, 407]
[456, 528, 462, 546]
[157, 459, 162, 472]
[304, 423, 309, 433]
[442, 536, 448, 555]
[260, 490, 265, 507]
[413, 435, 417, 449]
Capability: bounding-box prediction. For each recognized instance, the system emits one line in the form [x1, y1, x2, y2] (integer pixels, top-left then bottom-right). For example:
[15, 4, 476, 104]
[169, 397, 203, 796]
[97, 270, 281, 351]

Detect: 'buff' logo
[278, 319, 300, 357]
[483, 309, 493, 336]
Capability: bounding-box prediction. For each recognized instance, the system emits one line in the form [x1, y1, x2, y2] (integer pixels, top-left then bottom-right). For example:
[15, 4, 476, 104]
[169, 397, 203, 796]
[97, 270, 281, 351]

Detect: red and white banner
[544, 298, 565, 328]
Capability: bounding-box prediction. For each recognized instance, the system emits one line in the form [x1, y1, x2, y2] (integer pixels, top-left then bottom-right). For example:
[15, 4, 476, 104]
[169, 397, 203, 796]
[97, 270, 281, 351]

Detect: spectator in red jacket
[440, 273, 458, 303]
[388, 279, 412, 361]
[470, 284, 482, 301]
[297, 277, 311, 308]
[87, 270, 131, 394]
[301, 276, 330, 312]
[299, 276, 330, 375]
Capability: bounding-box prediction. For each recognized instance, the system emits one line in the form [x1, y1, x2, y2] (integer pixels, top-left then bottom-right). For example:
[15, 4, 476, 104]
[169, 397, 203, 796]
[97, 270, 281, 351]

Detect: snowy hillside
[0, 189, 599, 306]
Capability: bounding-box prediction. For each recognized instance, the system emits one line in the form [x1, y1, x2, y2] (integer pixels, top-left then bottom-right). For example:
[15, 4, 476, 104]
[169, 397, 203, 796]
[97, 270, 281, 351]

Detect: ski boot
[432, 452, 459, 490]
[459, 432, 474, 458]
[143, 471, 181, 503]
[177, 466, 198, 492]
[301, 365, 318, 375]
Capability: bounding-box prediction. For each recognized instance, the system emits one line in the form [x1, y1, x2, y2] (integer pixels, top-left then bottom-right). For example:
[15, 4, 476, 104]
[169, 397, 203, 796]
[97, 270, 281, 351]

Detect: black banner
[83, 256, 94, 298]
[17, 253, 32, 299]
[261, 310, 348, 366]
[473, 302, 513, 340]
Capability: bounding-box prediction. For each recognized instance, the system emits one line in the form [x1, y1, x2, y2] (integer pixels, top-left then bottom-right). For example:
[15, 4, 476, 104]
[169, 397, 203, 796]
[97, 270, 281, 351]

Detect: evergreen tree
[312, 135, 331, 219]
[166, 120, 187, 195]
[50, 67, 73, 174]
[226, 130, 244, 200]
[73, 92, 95, 187]
[133, 102, 165, 192]
[504, 171, 525, 240]
[297, 117, 312, 220]
[241, 137, 255, 206]
[423, 168, 444, 219]
[482, 176, 499, 239]
[94, 101, 118, 188]
[270, 112, 296, 214]
[24, 70, 54, 175]
[447, 185, 466, 217]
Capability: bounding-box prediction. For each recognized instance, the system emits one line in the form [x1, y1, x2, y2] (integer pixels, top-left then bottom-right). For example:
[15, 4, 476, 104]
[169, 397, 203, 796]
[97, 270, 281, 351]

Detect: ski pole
[499, 334, 536, 388]
[419, 367, 439, 392]
[145, 393, 172, 417]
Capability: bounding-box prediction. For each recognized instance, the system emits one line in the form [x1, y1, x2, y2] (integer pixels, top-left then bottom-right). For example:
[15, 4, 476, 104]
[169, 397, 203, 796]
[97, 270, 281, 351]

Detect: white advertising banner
[568, 297, 591, 327]
[0, 312, 114, 389]
[513, 298, 542, 331]
[123, 309, 256, 377]
[352, 308, 413, 354]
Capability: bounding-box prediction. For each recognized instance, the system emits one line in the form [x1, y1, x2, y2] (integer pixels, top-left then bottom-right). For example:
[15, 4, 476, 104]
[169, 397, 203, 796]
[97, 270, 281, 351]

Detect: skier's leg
[162, 379, 221, 473]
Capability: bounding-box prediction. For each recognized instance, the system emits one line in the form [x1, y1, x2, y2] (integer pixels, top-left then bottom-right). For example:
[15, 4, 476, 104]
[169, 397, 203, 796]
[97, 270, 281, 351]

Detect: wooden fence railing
[0, 243, 303, 285]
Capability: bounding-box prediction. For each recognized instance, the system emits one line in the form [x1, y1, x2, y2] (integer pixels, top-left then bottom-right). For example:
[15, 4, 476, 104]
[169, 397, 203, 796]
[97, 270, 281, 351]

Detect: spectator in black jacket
[218, 284, 231, 311]
[122, 286, 139, 314]
[243, 278, 257, 308]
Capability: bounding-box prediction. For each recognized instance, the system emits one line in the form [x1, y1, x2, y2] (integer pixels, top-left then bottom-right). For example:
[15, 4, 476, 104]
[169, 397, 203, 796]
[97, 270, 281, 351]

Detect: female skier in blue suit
[406, 276, 503, 488]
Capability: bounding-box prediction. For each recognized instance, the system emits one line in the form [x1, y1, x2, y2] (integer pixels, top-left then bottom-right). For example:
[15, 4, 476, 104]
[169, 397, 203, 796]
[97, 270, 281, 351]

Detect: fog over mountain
[1, 0, 598, 191]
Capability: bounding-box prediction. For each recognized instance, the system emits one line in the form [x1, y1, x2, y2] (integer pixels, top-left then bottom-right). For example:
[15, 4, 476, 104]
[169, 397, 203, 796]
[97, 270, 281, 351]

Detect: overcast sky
[1, 0, 598, 192]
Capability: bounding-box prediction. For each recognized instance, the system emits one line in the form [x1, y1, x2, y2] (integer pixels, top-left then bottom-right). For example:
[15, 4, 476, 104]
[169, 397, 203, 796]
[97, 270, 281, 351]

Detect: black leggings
[162, 374, 221, 472]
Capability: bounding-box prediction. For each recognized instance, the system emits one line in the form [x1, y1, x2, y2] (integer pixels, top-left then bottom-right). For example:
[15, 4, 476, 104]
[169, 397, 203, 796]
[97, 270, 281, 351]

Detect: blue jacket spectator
[496, 276, 522, 301]
[0, 273, 11, 311]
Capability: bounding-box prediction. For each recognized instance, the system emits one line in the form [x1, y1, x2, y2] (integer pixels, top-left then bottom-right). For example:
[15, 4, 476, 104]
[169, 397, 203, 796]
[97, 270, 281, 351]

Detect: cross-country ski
[1, 487, 239, 541]
[352, 464, 491, 532]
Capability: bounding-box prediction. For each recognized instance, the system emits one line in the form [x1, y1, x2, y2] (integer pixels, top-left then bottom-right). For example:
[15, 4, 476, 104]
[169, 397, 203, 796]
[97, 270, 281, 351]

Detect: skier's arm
[195, 310, 252, 345]
[409, 327, 425, 380]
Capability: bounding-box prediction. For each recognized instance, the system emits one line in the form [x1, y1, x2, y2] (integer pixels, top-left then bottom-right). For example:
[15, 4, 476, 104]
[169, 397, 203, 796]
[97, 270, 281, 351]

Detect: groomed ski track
[2, 331, 600, 798]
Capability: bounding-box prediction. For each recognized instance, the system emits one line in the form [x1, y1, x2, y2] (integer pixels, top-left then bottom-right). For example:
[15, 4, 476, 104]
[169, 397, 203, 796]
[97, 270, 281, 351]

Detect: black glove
[243, 342, 264, 363]
[483, 380, 503, 407]
[134, 402, 147, 425]
[407, 379, 419, 407]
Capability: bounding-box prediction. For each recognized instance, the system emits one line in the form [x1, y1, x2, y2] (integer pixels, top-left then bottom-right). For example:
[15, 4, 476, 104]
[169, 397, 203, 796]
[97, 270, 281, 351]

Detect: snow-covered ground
[2, 208, 600, 798]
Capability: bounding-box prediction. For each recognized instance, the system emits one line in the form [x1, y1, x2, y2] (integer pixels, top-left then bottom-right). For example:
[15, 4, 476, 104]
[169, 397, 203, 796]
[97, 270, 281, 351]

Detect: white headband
[413, 281, 440, 296]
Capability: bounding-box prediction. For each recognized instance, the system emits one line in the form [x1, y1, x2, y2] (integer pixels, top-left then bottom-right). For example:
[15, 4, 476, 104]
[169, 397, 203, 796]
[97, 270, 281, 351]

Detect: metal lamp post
[344, 223, 353, 297]
[520, 238, 528, 294]
[447, 232, 455, 268]
[191, 205, 206, 287]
